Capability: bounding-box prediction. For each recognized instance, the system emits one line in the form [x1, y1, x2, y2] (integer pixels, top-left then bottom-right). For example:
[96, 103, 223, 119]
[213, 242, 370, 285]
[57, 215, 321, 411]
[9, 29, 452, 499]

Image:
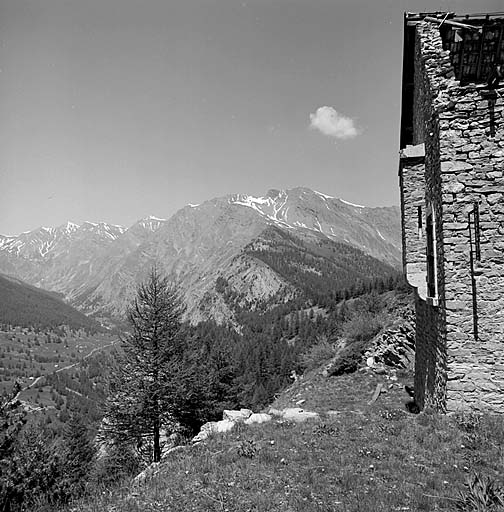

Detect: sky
[0, 0, 502, 234]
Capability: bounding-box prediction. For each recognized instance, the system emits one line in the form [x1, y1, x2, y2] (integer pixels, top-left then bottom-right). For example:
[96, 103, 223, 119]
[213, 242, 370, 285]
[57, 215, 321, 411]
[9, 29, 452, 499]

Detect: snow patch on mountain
[340, 198, 365, 208]
[313, 190, 334, 200]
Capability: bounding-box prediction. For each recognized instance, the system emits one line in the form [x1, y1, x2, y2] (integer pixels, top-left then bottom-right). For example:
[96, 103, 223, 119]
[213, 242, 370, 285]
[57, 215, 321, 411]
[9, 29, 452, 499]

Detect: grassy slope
[72, 368, 504, 512]
[0, 273, 102, 332]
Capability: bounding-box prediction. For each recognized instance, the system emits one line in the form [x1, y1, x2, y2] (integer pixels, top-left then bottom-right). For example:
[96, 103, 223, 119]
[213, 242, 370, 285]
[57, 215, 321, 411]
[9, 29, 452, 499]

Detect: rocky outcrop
[191, 406, 318, 444]
[364, 311, 415, 370]
[322, 301, 415, 378]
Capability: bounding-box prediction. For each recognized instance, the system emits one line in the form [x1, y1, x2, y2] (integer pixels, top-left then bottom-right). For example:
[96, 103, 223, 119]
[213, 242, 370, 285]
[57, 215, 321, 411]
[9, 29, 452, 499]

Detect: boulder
[191, 419, 235, 443]
[282, 408, 319, 422]
[213, 419, 235, 433]
[192, 430, 210, 443]
[244, 413, 272, 424]
[223, 409, 253, 422]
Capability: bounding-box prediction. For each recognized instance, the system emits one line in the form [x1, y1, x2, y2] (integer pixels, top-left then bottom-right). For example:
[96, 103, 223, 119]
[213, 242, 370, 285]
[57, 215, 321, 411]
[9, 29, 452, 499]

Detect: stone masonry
[399, 13, 504, 412]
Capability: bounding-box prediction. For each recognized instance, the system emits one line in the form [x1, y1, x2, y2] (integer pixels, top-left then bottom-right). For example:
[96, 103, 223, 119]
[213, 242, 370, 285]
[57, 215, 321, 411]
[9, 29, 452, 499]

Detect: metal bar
[468, 211, 479, 342]
[474, 202, 481, 261]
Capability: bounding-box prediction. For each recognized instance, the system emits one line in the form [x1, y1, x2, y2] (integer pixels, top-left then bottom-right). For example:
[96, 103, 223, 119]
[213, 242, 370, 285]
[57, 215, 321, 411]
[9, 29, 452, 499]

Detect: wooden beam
[424, 16, 482, 32]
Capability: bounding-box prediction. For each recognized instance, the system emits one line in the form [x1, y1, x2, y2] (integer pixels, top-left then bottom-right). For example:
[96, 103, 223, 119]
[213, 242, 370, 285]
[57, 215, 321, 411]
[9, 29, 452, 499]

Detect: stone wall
[414, 294, 446, 410]
[406, 19, 504, 412]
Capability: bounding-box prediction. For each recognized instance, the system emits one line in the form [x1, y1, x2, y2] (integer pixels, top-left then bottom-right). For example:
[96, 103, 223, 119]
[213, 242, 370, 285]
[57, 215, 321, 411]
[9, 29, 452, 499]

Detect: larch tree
[102, 268, 185, 463]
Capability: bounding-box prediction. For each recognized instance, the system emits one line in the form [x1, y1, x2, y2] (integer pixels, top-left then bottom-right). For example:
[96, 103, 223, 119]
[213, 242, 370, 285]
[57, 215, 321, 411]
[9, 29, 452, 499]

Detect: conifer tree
[101, 268, 185, 463]
[59, 413, 95, 499]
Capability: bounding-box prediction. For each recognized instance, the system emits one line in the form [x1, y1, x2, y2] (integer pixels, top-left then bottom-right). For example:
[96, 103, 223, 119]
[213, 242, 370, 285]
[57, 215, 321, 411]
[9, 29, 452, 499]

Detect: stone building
[399, 12, 504, 412]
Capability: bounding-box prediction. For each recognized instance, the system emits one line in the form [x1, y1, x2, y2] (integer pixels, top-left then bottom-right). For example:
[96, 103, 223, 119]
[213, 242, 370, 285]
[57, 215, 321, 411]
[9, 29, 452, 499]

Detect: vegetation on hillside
[245, 226, 399, 308]
[0, 273, 102, 333]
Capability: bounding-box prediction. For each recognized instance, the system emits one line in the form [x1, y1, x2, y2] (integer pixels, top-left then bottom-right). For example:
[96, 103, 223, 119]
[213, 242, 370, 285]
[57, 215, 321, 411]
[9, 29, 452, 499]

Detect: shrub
[456, 472, 504, 511]
[454, 412, 481, 433]
[237, 439, 257, 459]
[299, 336, 337, 372]
[326, 339, 368, 377]
[341, 311, 384, 343]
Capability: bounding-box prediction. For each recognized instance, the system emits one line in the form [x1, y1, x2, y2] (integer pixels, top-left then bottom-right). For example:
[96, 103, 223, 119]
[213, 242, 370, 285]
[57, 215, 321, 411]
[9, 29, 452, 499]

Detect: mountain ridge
[0, 187, 401, 325]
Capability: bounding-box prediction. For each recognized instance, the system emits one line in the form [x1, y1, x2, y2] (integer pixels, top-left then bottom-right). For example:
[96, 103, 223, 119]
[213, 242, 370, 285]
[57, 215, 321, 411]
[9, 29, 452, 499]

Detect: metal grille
[442, 23, 504, 84]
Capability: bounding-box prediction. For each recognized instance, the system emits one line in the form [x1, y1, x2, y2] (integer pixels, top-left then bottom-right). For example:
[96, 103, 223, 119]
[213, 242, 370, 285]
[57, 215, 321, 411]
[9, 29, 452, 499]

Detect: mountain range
[0, 187, 401, 325]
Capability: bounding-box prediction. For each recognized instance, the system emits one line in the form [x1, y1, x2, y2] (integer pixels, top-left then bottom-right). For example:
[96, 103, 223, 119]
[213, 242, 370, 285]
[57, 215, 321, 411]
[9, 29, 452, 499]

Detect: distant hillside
[0, 273, 102, 332]
[245, 226, 398, 304]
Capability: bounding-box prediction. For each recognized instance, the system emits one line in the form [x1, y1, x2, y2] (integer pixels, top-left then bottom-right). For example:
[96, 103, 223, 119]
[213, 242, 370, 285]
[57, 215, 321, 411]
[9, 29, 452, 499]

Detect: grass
[67, 367, 504, 512]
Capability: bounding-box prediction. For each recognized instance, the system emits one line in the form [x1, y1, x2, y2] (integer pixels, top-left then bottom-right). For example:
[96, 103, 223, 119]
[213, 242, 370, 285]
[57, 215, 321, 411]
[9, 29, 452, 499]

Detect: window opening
[426, 209, 437, 299]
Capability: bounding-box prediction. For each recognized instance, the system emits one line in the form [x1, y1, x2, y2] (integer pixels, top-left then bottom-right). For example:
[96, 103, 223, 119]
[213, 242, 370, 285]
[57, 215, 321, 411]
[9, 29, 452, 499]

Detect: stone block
[443, 181, 465, 194]
[441, 161, 473, 173]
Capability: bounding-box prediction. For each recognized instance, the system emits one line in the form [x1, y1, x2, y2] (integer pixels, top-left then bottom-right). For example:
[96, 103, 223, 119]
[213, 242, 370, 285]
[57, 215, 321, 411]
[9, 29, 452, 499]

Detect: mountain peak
[58, 221, 81, 233]
[131, 216, 166, 233]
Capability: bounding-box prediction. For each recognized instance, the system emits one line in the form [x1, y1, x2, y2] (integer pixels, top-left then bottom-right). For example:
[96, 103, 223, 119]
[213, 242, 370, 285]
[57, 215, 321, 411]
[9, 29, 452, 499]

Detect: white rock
[281, 408, 319, 422]
[191, 430, 210, 443]
[366, 356, 375, 368]
[201, 421, 217, 433]
[213, 419, 235, 433]
[223, 409, 253, 422]
[244, 413, 272, 424]
[268, 408, 284, 417]
[191, 419, 236, 443]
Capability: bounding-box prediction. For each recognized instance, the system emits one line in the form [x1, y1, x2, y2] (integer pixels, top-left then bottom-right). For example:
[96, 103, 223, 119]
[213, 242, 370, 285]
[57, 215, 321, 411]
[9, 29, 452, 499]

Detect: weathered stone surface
[281, 408, 319, 422]
[400, 18, 504, 414]
[192, 419, 236, 443]
[364, 307, 415, 369]
[244, 413, 272, 425]
[223, 409, 253, 422]
[441, 160, 473, 173]
[443, 181, 464, 194]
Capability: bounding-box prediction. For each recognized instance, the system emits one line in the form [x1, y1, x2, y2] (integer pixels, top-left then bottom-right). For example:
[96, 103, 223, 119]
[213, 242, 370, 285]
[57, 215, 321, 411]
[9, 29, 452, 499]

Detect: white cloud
[309, 106, 359, 140]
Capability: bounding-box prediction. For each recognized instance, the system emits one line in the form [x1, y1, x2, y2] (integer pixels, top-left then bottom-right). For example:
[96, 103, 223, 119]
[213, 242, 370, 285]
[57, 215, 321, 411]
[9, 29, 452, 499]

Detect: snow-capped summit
[60, 221, 81, 233]
[132, 216, 167, 233]
[80, 221, 126, 240]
